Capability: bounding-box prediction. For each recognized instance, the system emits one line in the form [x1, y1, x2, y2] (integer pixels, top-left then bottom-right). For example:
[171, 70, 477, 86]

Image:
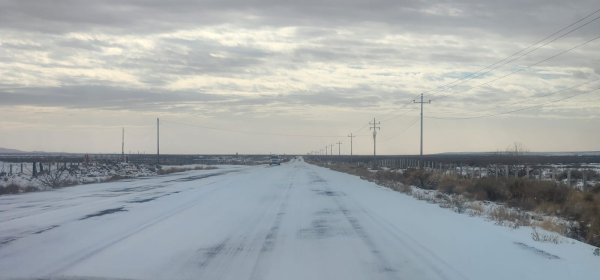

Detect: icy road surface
[0, 159, 597, 280]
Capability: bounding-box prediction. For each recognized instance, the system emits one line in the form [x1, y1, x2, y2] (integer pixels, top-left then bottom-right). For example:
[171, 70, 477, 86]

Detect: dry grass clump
[531, 226, 561, 244]
[467, 201, 486, 217]
[534, 219, 568, 236]
[489, 206, 530, 229]
[0, 183, 21, 195]
[158, 165, 217, 175]
[37, 169, 78, 188]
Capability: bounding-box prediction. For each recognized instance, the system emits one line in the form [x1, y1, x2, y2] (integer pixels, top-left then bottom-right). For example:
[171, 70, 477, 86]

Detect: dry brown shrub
[534, 219, 567, 235]
[468, 202, 486, 217]
[158, 165, 217, 175]
[489, 206, 530, 228]
[0, 183, 20, 194]
[531, 226, 561, 244]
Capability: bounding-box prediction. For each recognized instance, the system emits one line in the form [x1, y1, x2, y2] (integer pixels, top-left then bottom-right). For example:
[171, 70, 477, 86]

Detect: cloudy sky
[1, 0, 599, 155]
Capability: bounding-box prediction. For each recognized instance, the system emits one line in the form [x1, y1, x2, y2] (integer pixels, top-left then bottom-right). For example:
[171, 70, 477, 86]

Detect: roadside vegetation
[316, 161, 600, 248]
[157, 165, 216, 175]
[0, 163, 216, 195]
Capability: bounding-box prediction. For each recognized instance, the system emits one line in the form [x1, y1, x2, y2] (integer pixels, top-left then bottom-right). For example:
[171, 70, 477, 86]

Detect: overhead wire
[421, 20, 600, 121]
[432, 78, 600, 117]
[423, 9, 600, 99]
[362, 7, 600, 142]
[344, 10, 600, 151]
[469, 34, 600, 89]
[163, 7, 600, 154]
[161, 119, 347, 138]
[426, 86, 600, 120]
[380, 117, 420, 143]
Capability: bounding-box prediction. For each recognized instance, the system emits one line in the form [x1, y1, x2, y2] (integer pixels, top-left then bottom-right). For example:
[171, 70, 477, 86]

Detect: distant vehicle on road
[269, 155, 281, 166]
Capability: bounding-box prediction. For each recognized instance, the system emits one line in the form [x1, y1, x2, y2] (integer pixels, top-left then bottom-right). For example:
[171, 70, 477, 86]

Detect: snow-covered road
[0, 158, 597, 280]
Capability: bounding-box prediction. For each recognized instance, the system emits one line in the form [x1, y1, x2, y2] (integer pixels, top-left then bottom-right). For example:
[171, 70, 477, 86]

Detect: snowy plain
[0, 158, 597, 280]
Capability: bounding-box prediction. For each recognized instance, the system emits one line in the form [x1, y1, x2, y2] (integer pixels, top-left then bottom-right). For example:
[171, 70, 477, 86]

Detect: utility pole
[121, 127, 125, 162]
[336, 141, 342, 156]
[348, 133, 356, 156]
[369, 118, 381, 157]
[156, 118, 160, 165]
[329, 144, 334, 157]
[413, 93, 430, 166]
[325, 145, 329, 156]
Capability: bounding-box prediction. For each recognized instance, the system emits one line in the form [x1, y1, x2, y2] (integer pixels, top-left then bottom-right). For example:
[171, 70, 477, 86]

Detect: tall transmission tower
[413, 93, 431, 162]
[369, 118, 381, 156]
[347, 133, 356, 156]
[336, 141, 342, 156]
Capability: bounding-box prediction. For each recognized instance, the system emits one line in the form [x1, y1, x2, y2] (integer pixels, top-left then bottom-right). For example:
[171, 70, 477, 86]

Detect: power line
[352, 122, 370, 134]
[152, 9, 600, 156]
[162, 120, 346, 138]
[380, 117, 420, 143]
[429, 32, 600, 107]
[432, 32, 600, 104]
[381, 107, 420, 122]
[422, 9, 600, 99]
[471, 34, 600, 89]
[427, 86, 600, 120]
[439, 78, 600, 117]
[373, 8, 600, 140]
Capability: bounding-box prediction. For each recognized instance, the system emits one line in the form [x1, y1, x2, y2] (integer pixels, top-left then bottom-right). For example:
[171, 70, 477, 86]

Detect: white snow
[0, 159, 597, 280]
[0, 161, 158, 192]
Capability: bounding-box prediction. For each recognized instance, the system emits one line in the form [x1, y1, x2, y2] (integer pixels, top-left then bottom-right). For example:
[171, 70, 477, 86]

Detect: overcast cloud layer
[1, 0, 599, 154]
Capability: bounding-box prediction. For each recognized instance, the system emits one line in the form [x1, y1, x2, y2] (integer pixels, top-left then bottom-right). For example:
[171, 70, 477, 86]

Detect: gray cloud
[0, 84, 390, 112]
[1, 0, 599, 154]
[131, 37, 272, 75]
[0, 6, 598, 102]
[1, 0, 598, 37]
[0, 86, 221, 109]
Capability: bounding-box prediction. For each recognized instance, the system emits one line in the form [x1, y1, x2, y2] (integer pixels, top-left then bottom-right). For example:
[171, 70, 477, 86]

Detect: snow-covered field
[0, 158, 597, 280]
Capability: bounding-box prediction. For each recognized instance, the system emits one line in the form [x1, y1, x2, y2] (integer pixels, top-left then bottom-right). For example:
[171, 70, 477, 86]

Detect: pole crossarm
[413, 93, 431, 166]
[347, 133, 356, 156]
[369, 118, 381, 156]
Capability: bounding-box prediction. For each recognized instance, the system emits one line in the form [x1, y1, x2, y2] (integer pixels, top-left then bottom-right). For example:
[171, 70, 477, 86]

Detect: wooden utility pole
[413, 93, 430, 167]
[336, 141, 342, 156]
[156, 118, 160, 165]
[347, 133, 356, 156]
[122, 127, 125, 162]
[369, 118, 381, 157]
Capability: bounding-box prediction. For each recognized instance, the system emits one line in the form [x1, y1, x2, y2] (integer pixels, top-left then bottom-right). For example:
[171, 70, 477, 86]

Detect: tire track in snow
[46, 181, 225, 276]
[1, 169, 232, 223]
[248, 169, 297, 280]
[0, 170, 233, 254]
[183, 166, 297, 280]
[314, 173, 400, 279]
[335, 177, 471, 280]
